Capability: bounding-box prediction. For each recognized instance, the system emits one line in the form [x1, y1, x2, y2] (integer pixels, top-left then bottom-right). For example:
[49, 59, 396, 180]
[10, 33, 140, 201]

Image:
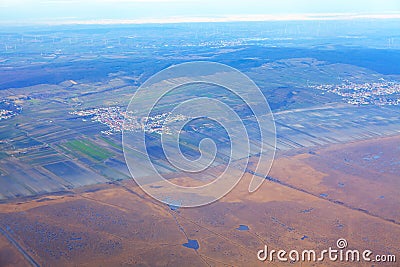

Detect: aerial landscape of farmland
[0, 1, 399, 265]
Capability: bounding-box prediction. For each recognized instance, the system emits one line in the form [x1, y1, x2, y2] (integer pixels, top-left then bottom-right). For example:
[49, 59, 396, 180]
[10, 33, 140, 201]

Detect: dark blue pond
[301, 235, 308, 240]
[168, 204, 180, 211]
[320, 193, 328, 198]
[236, 225, 250, 231]
[300, 208, 313, 213]
[183, 239, 199, 250]
[164, 197, 182, 211]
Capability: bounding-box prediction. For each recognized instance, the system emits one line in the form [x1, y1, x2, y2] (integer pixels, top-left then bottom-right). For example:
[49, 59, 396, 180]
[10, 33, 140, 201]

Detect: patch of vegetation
[98, 136, 122, 150]
[63, 139, 114, 162]
[0, 151, 8, 160]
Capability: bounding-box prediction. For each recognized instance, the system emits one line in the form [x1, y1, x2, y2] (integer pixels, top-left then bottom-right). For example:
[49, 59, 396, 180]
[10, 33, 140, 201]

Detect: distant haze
[0, 0, 400, 25]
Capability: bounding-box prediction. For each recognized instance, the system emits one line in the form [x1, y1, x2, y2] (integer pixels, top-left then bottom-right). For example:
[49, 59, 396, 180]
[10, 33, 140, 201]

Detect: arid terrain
[0, 135, 399, 266]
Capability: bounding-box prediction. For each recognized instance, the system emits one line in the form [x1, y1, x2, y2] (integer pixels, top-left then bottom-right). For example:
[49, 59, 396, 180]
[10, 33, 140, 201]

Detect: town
[70, 106, 190, 135]
[0, 99, 22, 121]
[311, 80, 400, 106]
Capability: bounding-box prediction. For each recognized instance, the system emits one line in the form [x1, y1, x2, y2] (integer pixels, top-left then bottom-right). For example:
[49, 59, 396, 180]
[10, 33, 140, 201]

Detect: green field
[0, 151, 8, 160]
[98, 136, 122, 150]
[63, 139, 114, 162]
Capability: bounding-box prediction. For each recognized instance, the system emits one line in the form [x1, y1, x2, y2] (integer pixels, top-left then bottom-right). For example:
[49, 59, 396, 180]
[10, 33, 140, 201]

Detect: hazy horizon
[1, 0, 399, 25]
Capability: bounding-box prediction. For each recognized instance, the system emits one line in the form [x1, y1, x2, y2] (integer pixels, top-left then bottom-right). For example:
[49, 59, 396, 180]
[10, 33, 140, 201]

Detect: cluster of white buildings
[0, 98, 22, 121]
[0, 109, 15, 120]
[311, 80, 400, 106]
[70, 107, 189, 135]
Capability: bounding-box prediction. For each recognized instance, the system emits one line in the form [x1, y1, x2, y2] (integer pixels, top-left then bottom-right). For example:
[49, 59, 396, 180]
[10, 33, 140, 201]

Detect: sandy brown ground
[0, 233, 29, 267]
[0, 135, 399, 266]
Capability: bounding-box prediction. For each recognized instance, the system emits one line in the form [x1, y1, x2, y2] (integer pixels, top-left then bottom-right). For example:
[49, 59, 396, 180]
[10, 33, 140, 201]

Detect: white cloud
[11, 13, 400, 26]
[3, 0, 198, 6]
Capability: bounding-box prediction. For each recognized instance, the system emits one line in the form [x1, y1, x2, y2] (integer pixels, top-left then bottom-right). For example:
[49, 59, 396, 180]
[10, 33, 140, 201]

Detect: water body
[320, 193, 328, 198]
[363, 154, 381, 161]
[236, 225, 249, 231]
[164, 197, 182, 211]
[168, 204, 180, 211]
[301, 235, 308, 240]
[183, 239, 199, 250]
[300, 208, 313, 214]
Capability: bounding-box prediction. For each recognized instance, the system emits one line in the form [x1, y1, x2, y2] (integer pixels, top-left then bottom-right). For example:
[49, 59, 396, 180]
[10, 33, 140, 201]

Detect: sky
[0, 0, 400, 24]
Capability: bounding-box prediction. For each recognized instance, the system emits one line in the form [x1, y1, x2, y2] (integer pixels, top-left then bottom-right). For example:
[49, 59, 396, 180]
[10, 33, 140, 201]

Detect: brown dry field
[0, 233, 29, 267]
[0, 135, 399, 266]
